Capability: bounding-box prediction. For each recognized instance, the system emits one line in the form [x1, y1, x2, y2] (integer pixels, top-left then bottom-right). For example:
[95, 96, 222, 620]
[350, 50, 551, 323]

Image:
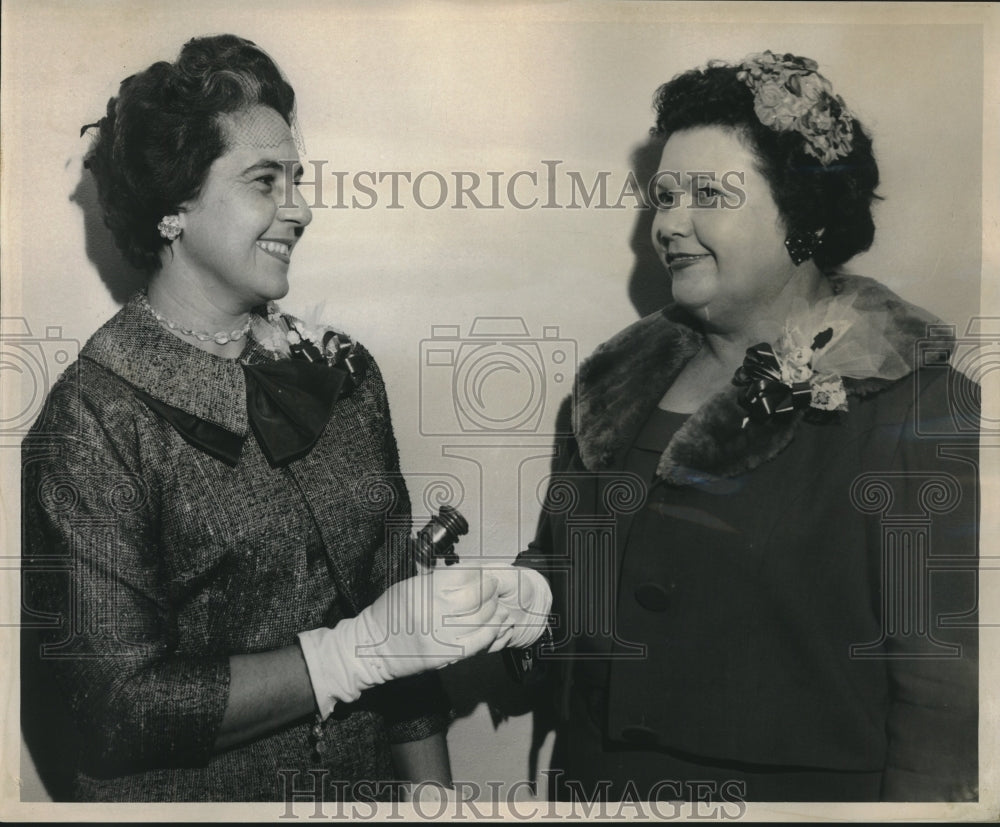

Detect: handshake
[298, 556, 552, 720]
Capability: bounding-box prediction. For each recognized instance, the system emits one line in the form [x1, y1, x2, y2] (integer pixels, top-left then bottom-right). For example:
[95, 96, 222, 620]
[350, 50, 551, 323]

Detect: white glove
[487, 565, 552, 653]
[298, 566, 507, 719]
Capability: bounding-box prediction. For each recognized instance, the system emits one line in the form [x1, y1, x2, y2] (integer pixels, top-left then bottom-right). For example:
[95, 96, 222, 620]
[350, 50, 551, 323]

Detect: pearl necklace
[139, 290, 252, 345]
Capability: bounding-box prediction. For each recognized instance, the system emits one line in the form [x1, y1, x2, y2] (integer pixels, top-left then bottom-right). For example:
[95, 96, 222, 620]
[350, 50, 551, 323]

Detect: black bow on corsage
[732, 342, 812, 427]
[245, 328, 368, 466]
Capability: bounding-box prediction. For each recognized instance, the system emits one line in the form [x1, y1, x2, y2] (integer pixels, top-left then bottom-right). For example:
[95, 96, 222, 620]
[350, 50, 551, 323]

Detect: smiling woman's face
[649, 126, 800, 329]
[173, 105, 312, 313]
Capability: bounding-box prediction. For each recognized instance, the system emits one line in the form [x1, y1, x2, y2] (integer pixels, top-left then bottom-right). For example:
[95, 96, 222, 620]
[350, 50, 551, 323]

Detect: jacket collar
[80, 292, 272, 436]
[573, 273, 947, 485]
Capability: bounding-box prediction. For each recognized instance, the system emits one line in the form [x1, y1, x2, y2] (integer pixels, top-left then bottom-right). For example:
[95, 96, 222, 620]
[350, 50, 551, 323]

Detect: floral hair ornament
[732, 293, 910, 428]
[737, 51, 855, 165]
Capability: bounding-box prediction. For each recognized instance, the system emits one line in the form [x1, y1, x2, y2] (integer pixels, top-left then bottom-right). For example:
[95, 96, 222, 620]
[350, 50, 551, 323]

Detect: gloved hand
[298, 565, 507, 719]
[487, 565, 553, 653]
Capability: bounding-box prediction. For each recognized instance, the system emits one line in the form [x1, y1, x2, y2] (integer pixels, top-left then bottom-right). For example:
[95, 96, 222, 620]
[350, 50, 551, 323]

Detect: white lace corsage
[733, 293, 910, 426]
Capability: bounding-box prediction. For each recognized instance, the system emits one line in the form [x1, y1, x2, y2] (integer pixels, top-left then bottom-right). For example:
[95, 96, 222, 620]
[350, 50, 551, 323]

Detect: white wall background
[2, 0, 995, 814]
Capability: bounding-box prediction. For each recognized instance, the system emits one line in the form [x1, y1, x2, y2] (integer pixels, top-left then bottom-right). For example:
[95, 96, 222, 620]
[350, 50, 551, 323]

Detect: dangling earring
[784, 229, 822, 266]
[157, 215, 182, 241]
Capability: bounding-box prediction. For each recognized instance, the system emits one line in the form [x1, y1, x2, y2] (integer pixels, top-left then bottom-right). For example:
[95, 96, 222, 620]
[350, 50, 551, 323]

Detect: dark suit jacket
[21, 294, 448, 801]
[517, 274, 978, 801]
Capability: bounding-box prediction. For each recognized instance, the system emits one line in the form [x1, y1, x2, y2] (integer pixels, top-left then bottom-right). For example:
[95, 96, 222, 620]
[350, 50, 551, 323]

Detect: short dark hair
[83, 34, 296, 272]
[651, 60, 880, 271]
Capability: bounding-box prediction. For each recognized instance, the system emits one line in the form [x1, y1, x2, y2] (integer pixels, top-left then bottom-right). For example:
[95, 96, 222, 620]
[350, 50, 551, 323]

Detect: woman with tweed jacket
[20, 34, 551, 802]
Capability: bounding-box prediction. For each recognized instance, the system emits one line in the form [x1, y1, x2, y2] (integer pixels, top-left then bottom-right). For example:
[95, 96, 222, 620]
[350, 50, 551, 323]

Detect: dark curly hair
[651, 59, 879, 272]
[83, 34, 296, 273]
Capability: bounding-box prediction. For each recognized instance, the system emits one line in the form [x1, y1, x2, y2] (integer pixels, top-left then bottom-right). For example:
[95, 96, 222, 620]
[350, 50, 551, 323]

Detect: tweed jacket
[517, 274, 979, 801]
[21, 293, 449, 802]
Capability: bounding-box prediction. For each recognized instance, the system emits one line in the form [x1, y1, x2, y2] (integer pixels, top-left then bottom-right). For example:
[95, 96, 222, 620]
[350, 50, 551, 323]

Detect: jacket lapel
[81, 293, 254, 436]
[574, 305, 700, 472]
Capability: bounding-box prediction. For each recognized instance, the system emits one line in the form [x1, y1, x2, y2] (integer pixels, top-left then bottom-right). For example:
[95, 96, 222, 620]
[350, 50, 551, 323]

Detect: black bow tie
[134, 357, 356, 467]
[244, 359, 347, 465]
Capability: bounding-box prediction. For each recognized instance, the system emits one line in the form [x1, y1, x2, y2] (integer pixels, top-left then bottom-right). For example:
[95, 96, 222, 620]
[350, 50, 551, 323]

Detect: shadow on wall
[441, 651, 557, 793]
[627, 136, 671, 319]
[69, 166, 146, 305]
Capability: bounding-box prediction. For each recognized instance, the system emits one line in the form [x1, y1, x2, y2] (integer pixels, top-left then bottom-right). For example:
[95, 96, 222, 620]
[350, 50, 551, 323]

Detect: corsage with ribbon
[732, 293, 910, 428]
[253, 303, 367, 389]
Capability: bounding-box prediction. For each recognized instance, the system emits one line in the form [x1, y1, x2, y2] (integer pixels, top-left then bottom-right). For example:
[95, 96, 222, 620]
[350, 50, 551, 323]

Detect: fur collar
[573, 274, 946, 485]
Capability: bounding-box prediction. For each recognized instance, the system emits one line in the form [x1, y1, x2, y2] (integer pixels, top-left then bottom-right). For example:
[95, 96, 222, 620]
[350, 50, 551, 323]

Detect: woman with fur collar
[518, 52, 978, 803]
